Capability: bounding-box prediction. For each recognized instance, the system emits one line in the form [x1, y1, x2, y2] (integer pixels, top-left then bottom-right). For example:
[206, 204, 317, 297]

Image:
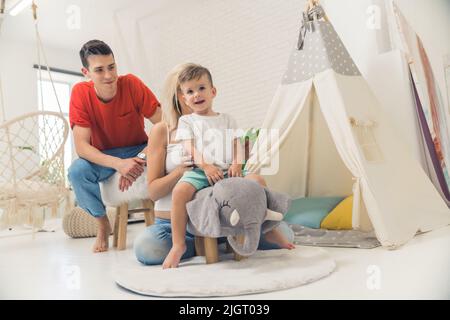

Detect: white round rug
[114, 247, 336, 297]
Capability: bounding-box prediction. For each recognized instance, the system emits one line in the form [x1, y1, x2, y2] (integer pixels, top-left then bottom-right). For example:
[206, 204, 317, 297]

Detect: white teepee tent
[245, 3, 450, 249]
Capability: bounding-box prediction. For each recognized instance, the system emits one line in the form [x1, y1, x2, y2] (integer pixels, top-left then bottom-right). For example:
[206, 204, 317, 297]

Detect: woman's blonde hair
[161, 62, 197, 132]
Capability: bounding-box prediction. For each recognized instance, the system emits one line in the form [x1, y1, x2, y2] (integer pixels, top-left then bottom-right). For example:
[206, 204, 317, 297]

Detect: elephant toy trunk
[226, 224, 260, 256]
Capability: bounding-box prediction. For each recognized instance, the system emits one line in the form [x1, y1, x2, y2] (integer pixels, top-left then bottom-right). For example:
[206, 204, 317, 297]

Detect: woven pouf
[63, 206, 115, 238]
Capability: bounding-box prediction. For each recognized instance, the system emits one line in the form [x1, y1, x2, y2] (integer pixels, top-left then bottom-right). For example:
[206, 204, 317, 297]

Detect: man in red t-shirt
[68, 40, 161, 253]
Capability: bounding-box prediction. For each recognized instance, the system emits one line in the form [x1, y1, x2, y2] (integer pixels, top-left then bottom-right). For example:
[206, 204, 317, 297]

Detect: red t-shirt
[69, 74, 160, 150]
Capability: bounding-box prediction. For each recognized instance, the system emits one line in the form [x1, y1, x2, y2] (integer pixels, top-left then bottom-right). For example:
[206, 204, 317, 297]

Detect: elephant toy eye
[219, 200, 231, 210]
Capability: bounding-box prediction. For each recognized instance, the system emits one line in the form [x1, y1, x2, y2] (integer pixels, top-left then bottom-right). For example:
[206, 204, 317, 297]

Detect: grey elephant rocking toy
[186, 177, 291, 263]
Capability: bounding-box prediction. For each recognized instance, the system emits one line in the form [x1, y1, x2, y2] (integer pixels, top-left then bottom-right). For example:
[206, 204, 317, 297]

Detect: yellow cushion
[320, 195, 353, 230]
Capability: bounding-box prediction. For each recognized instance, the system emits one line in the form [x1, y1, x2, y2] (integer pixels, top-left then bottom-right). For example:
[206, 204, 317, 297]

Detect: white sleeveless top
[154, 126, 184, 212]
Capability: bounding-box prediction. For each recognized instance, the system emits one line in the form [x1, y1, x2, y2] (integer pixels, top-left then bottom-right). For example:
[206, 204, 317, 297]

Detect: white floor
[1, 220, 449, 300]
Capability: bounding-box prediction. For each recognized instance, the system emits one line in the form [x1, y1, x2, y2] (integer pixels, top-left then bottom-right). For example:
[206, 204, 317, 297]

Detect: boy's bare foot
[93, 215, 111, 253]
[162, 244, 186, 269]
[264, 229, 296, 250]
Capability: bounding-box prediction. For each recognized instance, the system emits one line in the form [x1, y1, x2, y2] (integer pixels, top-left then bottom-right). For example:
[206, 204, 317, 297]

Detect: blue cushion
[283, 197, 345, 229]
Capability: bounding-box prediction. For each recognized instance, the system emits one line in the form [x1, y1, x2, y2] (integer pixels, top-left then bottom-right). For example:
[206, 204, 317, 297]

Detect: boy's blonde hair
[161, 63, 197, 132]
[178, 64, 214, 87]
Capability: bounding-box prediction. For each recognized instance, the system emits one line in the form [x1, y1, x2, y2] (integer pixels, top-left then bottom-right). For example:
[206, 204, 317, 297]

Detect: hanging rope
[0, 76, 5, 123]
[0, 1, 7, 120]
[0, 0, 15, 194]
[32, 1, 63, 115]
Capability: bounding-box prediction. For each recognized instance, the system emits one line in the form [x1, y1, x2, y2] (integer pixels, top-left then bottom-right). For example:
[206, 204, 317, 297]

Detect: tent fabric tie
[351, 177, 362, 229]
[297, 4, 326, 50]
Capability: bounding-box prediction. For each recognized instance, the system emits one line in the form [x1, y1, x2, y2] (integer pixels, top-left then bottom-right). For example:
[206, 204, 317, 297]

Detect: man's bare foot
[264, 229, 296, 250]
[93, 215, 111, 253]
[162, 244, 186, 269]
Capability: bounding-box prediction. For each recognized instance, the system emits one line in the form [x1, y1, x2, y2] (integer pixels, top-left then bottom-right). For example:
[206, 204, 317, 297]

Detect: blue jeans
[133, 218, 295, 265]
[67, 143, 147, 217]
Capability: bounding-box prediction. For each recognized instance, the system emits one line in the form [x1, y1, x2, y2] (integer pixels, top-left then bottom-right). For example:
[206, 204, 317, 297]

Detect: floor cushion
[320, 195, 353, 230]
[283, 197, 344, 229]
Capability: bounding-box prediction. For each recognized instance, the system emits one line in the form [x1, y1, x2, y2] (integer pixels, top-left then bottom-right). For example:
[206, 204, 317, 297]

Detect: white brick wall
[135, 0, 303, 130]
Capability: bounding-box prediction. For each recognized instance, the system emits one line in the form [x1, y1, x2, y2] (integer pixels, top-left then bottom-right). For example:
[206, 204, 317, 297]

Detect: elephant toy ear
[186, 187, 221, 237]
[262, 188, 292, 233]
[264, 188, 292, 214]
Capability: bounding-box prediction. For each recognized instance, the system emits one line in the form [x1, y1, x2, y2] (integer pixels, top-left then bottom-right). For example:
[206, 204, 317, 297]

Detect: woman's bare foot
[93, 215, 111, 253]
[264, 229, 295, 250]
[162, 244, 186, 269]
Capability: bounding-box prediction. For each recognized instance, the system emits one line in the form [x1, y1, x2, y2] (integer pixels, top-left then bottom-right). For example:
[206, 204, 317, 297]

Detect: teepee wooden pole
[304, 0, 330, 22]
[304, 90, 315, 197]
[306, 0, 318, 11]
[0, 75, 6, 123]
[32, 1, 37, 21]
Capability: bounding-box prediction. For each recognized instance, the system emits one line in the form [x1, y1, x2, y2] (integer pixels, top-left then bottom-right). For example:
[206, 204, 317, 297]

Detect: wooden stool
[194, 235, 246, 263]
[99, 169, 154, 251]
[113, 199, 154, 250]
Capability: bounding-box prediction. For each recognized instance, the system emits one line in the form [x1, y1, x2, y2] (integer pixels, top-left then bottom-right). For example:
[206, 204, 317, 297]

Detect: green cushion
[283, 197, 345, 229]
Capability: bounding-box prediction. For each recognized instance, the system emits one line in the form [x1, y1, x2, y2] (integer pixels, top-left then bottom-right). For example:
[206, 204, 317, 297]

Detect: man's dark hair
[79, 40, 114, 69]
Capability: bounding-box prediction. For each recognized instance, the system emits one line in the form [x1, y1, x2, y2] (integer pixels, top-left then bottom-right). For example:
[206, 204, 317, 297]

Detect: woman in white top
[133, 63, 294, 265]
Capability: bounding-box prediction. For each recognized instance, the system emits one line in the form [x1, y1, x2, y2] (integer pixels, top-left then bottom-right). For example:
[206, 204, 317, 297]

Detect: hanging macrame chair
[0, 1, 70, 232]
